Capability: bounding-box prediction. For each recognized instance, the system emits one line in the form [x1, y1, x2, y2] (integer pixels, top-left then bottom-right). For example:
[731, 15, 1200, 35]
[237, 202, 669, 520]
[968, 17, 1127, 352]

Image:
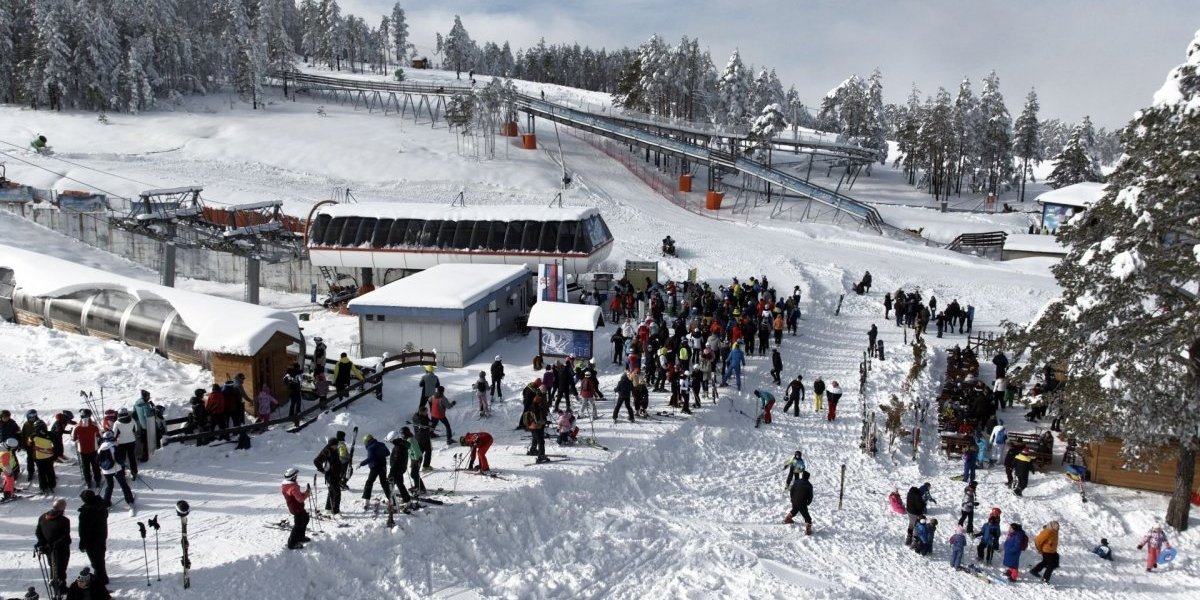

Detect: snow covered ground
[0, 73, 1196, 599]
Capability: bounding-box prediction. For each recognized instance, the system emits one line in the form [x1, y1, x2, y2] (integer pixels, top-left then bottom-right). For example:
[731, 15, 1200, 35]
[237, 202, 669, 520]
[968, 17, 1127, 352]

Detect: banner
[537, 263, 567, 302]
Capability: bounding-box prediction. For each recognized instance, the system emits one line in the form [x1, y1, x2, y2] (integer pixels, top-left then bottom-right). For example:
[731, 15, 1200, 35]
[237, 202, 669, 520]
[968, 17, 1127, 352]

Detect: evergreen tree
[0, 1, 17, 104]
[894, 84, 923, 184]
[952, 77, 981, 195]
[1007, 30, 1200, 530]
[443, 15, 474, 79]
[749, 68, 772, 115]
[864, 68, 887, 162]
[27, 0, 72, 110]
[260, 0, 294, 76]
[390, 2, 408, 64]
[1047, 125, 1103, 188]
[749, 102, 786, 160]
[717, 49, 748, 125]
[918, 88, 955, 199]
[613, 55, 644, 111]
[1012, 88, 1043, 201]
[978, 70, 1013, 196]
[636, 34, 668, 115]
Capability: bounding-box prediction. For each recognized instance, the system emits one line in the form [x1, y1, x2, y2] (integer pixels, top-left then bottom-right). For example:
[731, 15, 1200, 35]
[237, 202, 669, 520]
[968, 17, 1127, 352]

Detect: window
[436, 221, 456, 249]
[387, 219, 410, 247]
[418, 221, 441, 247]
[520, 221, 540, 251]
[338, 217, 362, 245]
[85, 290, 134, 337]
[47, 292, 88, 327]
[310, 214, 332, 245]
[467, 311, 478, 346]
[322, 217, 347, 247]
[404, 220, 425, 246]
[488, 300, 498, 332]
[371, 219, 394, 248]
[504, 221, 526, 251]
[366, 314, 375, 321]
[557, 220, 579, 253]
[469, 221, 490, 250]
[453, 220, 475, 249]
[377, 314, 386, 322]
[487, 221, 507, 250]
[124, 300, 173, 349]
[353, 218, 376, 247]
[538, 221, 559, 253]
[164, 315, 198, 358]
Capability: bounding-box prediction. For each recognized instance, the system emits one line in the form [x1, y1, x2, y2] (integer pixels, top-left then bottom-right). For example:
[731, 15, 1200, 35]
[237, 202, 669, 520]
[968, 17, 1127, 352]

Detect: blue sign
[540, 327, 592, 359]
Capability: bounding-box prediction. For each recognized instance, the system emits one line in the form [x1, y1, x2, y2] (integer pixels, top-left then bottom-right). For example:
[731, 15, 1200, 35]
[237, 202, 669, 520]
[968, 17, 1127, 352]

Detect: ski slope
[0, 77, 1196, 600]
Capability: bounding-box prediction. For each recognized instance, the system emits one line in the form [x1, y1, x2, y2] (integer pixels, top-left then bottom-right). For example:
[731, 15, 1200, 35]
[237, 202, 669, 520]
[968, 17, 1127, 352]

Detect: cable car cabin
[306, 203, 614, 274]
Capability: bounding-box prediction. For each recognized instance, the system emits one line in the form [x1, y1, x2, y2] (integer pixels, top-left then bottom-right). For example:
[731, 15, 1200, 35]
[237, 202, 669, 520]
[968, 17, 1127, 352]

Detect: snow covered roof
[1003, 233, 1066, 255]
[349, 264, 530, 312]
[0, 244, 301, 355]
[1035, 182, 1106, 209]
[319, 202, 599, 223]
[527, 301, 601, 331]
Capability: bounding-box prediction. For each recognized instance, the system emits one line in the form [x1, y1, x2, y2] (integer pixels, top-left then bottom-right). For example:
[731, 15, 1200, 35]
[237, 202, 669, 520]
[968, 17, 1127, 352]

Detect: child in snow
[948, 526, 968, 569]
[475, 371, 490, 418]
[1092, 538, 1113, 561]
[977, 514, 1001, 564]
[887, 489, 906, 515]
[256, 384, 278, 424]
[1002, 523, 1029, 581]
[914, 517, 937, 556]
[556, 410, 575, 445]
[1137, 526, 1171, 572]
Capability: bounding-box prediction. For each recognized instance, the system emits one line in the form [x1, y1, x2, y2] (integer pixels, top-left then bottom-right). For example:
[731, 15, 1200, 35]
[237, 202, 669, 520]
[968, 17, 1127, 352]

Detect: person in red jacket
[280, 468, 311, 550]
[204, 384, 228, 441]
[72, 409, 101, 489]
[460, 432, 494, 473]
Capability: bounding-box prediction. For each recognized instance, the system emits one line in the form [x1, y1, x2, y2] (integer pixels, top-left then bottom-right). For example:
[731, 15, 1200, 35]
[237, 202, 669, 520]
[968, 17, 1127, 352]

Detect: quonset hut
[306, 203, 614, 274]
[0, 244, 303, 403]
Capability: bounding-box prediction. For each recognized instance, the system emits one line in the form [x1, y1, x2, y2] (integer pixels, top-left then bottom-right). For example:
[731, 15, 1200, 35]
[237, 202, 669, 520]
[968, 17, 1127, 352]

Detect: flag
[538, 263, 567, 302]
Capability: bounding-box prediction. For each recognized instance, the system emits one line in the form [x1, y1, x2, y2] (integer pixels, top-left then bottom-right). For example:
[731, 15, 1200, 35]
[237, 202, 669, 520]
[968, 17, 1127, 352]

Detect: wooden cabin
[1083, 439, 1200, 494]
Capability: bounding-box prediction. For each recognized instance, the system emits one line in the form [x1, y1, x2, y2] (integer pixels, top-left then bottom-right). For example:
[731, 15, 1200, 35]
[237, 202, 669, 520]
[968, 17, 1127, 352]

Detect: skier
[204, 384, 228, 440]
[721, 342, 745, 391]
[283, 363, 304, 425]
[958, 480, 978, 534]
[333, 354, 364, 402]
[1092, 538, 1112, 561]
[904, 486, 926, 547]
[358, 434, 392, 510]
[31, 421, 56, 494]
[490, 355, 505, 399]
[403, 428, 426, 496]
[1137, 525, 1171, 572]
[752, 390, 776, 427]
[384, 431, 413, 508]
[812, 377, 825, 414]
[313, 437, 344, 515]
[914, 517, 937, 555]
[36, 497, 71, 595]
[428, 387, 457, 445]
[96, 432, 133, 509]
[883, 293, 892, 319]
[77, 489, 110, 588]
[474, 371, 490, 418]
[825, 380, 843, 421]
[133, 390, 157, 462]
[976, 513, 1001, 563]
[412, 406, 434, 471]
[226, 375, 252, 428]
[255, 384, 278, 425]
[311, 337, 327, 371]
[782, 470, 814, 535]
[868, 324, 878, 358]
[1012, 448, 1034, 496]
[49, 412, 73, 463]
[948, 526, 967, 569]
[769, 348, 783, 385]
[1029, 521, 1060, 583]
[613, 371, 635, 423]
[1, 438, 19, 500]
[524, 394, 550, 464]
[579, 371, 602, 419]
[418, 365, 440, 409]
[280, 467, 311, 550]
[784, 450, 806, 486]
[460, 432, 494, 473]
[110, 408, 138, 481]
[1002, 523, 1029, 581]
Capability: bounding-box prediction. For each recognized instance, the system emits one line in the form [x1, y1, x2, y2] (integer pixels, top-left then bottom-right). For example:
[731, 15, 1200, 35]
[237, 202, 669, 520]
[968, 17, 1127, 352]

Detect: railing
[946, 231, 1008, 252]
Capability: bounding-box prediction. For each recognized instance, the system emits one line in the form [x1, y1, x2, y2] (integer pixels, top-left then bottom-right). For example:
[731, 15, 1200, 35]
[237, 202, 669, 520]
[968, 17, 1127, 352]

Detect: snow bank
[349, 263, 529, 311]
[1035, 182, 1106, 208]
[0, 244, 301, 355]
[319, 201, 597, 223]
[526, 300, 601, 331]
[1003, 233, 1066, 255]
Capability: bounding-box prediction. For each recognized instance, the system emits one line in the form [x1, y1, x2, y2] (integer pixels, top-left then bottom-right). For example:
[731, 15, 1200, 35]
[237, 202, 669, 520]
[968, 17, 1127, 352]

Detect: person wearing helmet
[32, 421, 57, 494]
[473, 371, 490, 418]
[460, 432, 494, 473]
[35, 497, 71, 592]
[313, 437, 344, 515]
[1, 437, 21, 500]
[280, 467, 311, 550]
[402, 428, 426, 496]
[96, 431, 133, 509]
[784, 451, 806, 487]
[77, 488, 111, 589]
[20, 410, 39, 483]
[489, 355, 505, 400]
[111, 409, 138, 480]
[0, 410, 18, 448]
[72, 410, 101, 490]
[385, 431, 413, 508]
[358, 434, 392, 510]
[333, 354, 364, 402]
[133, 390, 158, 463]
[419, 364, 440, 409]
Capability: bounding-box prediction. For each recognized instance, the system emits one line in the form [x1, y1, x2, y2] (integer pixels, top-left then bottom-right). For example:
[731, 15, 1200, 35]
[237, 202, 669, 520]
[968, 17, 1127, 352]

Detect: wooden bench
[1006, 433, 1053, 469]
[941, 434, 975, 458]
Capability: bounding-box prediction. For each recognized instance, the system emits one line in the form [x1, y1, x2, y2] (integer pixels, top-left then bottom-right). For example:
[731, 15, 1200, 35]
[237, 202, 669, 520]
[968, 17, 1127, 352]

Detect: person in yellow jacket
[332, 353, 364, 402]
[31, 421, 57, 494]
[1029, 521, 1060, 582]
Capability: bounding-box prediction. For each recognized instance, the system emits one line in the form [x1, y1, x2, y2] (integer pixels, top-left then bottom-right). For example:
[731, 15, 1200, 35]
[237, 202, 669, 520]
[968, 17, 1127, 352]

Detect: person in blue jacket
[721, 342, 746, 391]
[1002, 522, 1029, 581]
[358, 433, 392, 509]
[976, 514, 1001, 563]
[753, 390, 776, 427]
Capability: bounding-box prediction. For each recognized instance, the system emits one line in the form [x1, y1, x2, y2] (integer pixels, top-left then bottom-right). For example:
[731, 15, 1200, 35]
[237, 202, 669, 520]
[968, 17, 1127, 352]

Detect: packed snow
[1035, 183, 1107, 209]
[526, 301, 601, 331]
[0, 69, 1196, 600]
[349, 263, 529, 311]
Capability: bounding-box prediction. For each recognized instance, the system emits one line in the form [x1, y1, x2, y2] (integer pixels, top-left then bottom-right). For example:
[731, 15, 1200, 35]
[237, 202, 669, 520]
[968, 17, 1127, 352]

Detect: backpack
[99, 450, 115, 471]
[994, 428, 1007, 446]
[1019, 532, 1029, 551]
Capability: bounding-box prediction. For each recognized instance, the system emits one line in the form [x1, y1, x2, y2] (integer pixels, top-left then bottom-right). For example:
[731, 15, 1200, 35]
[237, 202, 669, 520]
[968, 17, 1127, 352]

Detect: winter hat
[79, 408, 92, 419]
[327, 437, 338, 447]
[118, 408, 129, 417]
[968, 480, 978, 488]
[336, 431, 346, 441]
[495, 355, 502, 361]
[401, 426, 413, 437]
[283, 467, 299, 481]
[424, 365, 435, 373]
[459, 435, 468, 446]
[23, 587, 38, 600]
[956, 526, 964, 534]
[76, 567, 92, 587]
[79, 489, 97, 503]
[140, 389, 151, 399]
[1100, 538, 1109, 545]
[5, 438, 18, 449]
[25, 409, 37, 419]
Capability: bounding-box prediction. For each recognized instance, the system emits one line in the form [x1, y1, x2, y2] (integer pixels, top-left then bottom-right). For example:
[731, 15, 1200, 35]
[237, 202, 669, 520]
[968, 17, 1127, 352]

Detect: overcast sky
[341, 0, 1199, 128]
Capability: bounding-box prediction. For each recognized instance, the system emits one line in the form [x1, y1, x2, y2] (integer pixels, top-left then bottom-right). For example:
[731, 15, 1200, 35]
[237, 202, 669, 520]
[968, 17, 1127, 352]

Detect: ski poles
[451, 453, 464, 495]
[137, 521, 150, 586]
[34, 547, 53, 600]
[148, 516, 161, 581]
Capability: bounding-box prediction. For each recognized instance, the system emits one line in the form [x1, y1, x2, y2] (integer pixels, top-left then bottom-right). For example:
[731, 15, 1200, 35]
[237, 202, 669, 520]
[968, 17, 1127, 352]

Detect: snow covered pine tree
[1008, 29, 1200, 531]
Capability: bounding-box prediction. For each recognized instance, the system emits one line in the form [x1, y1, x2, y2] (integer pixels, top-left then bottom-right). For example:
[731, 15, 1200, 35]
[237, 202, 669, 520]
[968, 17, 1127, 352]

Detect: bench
[941, 434, 975, 458]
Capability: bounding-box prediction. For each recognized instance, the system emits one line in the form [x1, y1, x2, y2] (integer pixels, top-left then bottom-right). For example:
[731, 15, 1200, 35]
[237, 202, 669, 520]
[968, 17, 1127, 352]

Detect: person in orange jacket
[460, 432, 494, 473]
[1030, 521, 1060, 582]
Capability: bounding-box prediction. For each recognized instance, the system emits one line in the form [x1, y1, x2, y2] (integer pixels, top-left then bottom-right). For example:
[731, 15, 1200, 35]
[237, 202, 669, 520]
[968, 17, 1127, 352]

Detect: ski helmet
[79, 408, 92, 419]
[459, 436, 468, 446]
[100, 431, 115, 441]
[4, 438, 17, 449]
[385, 430, 398, 443]
[283, 467, 299, 481]
[363, 434, 373, 443]
[118, 408, 129, 417]
[25, 409, 37, 420]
